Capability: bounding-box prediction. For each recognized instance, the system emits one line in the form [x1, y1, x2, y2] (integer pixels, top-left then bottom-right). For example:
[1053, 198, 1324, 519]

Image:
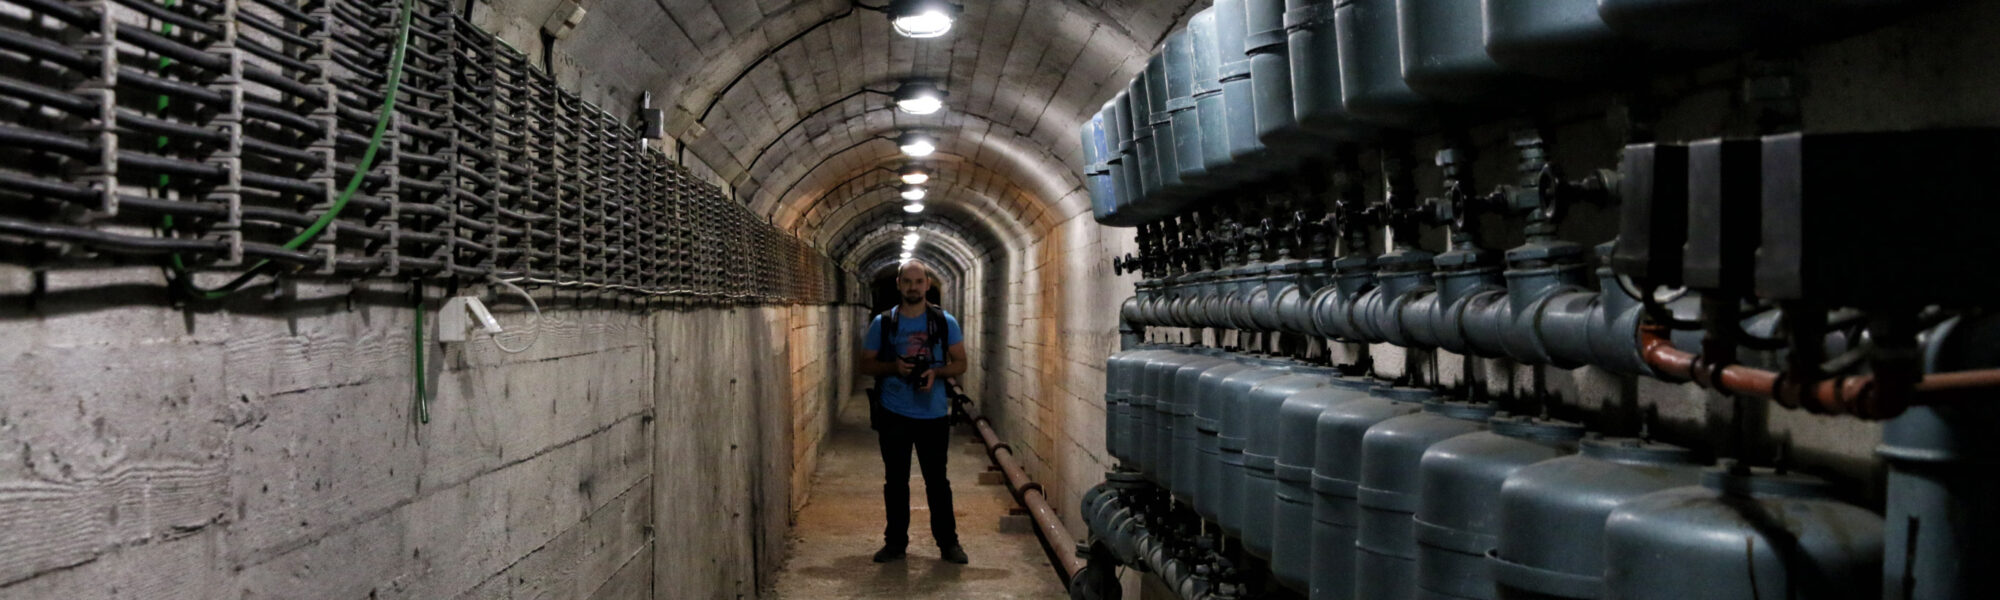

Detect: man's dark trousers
[878, 410, 958, 549]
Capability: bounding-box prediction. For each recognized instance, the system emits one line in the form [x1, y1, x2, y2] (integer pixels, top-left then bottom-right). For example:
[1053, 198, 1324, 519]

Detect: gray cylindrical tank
[1246, 0, 1321, 160]
[1133, 349, 1178, 479]
[1241, 367, 1338, 559]
[1144, 51, 1187, 203]
[1397, 0, 1535, 105]
[1356, 399, 1499, 600]
[1311, 385, 1430, 600]
[1145, 349, 1192, 485]
[1215, 0, 1279, 175]
[1415, 415, 1587, 600]
[1196, 355, 1258, 521]
[1170, 351, 1234, 501]
[1484, 0, 1636, 80]
[1124, 76, 1161, 209]
[1605, 462, 1884, 600]
[1336, 0, 1430, 129]
[1286, 0, 1370, 140]
[1110, 90, 1144, 219]
[1083, 111, 1115, 224]
[1596, 0, 1929, 56]
[1165, 29, 1213, 191]
[1216, 356, 1297, 538]
[1189, 8, 1238, 183]
[1272, 379, 1372, 593]
[1099, 98, 1138, 225]
[1492, 436, 1708, 599]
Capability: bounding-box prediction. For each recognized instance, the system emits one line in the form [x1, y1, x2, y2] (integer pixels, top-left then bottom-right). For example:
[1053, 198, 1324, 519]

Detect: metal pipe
[1639, 324, 2000, 419]
[948, 383, 1087, 584]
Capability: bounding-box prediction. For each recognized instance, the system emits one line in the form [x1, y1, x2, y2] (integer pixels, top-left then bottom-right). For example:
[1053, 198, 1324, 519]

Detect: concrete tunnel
[3, 0, 2000, 599]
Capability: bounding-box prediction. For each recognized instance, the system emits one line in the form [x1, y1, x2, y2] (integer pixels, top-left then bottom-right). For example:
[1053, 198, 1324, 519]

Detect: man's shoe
[939, 544, 969, 564]
[872, 545, 906, 563]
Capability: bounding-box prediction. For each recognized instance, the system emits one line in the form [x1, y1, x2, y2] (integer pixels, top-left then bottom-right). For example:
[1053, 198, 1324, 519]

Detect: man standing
[858, 260, 970, 564]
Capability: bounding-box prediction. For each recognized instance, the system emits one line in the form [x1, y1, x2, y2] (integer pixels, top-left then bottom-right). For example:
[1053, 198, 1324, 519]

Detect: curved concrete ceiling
[781, 153, 1046, 248]
[483, 0, 1203, 265]
[803, 183, 1027, 257]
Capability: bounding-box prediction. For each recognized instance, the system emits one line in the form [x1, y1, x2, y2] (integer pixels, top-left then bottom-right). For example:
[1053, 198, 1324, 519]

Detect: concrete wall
[0, 263, 863, 599]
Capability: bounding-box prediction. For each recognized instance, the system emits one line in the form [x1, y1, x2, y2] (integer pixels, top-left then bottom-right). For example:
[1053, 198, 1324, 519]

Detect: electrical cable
[487, 275, 542, 354]
[414, 294, 431, 424]
[163, 0, 416, 299]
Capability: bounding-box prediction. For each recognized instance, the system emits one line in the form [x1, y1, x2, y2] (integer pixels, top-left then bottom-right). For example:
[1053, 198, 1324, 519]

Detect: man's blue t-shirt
[864, 308, 964, 419]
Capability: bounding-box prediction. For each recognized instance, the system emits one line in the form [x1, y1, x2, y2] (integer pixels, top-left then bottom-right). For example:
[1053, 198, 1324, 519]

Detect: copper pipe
[1639, 325, 2000, 419]
[949, 382, 1085, 584]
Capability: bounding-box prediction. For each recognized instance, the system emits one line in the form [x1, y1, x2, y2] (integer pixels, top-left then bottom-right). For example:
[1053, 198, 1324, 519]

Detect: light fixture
[885, 0, 960, 39]
[893, 81, 946, 115]
[900, 184, 926, 201]
[903, 231, 920, 241]
[899, 164, 930, 185]
[903, 202, 925, 213]
[897, 131, 936, 157]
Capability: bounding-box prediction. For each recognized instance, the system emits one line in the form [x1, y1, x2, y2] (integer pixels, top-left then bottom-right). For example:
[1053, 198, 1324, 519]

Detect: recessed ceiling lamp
[893, 81, 946, 115]
[903, 202, 926, 213]
[899, 164, 930, 185]
[885, 0, 960, 38]
[900, 184, 927, 201]
[897, 132, 937, 157]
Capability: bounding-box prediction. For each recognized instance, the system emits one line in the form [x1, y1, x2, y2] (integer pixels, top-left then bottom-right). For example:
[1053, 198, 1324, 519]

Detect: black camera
[899, 354, 933, 387]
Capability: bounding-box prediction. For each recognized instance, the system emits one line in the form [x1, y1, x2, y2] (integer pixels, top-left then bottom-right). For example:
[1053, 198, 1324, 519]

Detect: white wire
[488, 275, 542, 354]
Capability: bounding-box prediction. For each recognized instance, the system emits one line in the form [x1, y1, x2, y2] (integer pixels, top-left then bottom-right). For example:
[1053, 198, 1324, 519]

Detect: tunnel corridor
[5, 0, 2000, 599]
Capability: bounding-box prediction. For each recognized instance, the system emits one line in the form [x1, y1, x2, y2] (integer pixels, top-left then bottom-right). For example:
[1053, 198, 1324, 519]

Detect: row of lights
[881, 0, 960, 255]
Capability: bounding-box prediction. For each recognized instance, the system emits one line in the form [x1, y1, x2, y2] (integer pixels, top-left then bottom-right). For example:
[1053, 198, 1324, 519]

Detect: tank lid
[1701, 460, 1838, 499]
[1370, 385, 1435, 403]
[1488, 413, 1588, 442]
[1423, 399, 1500, 422]
[1333, 375, 1377, 390]
[1579, 436, 1701, 465]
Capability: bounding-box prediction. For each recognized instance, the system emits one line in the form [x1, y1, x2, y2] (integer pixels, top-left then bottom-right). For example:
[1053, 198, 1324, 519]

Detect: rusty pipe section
[1639, 324, 2000, 419]
[948, 381, 1086, 584]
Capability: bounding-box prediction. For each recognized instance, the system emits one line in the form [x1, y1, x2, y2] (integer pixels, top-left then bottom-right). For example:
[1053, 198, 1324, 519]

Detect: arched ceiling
[490, 0, 1203, 264]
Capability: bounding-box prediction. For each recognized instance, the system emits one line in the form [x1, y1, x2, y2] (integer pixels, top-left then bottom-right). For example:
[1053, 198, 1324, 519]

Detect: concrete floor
[769, 395, 1067, 599]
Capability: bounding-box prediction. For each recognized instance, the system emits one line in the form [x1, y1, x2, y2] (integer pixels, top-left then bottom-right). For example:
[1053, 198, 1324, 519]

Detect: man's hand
[894, 359, 914, 377]
[917, 370, 936, 392]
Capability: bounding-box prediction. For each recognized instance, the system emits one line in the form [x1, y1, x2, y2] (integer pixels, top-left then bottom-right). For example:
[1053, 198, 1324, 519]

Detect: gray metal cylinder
[1242, 368, 1338, 559]
[1605, 463, 1884, 600]
[1273, 380, 1371, 593]
[1415, 415, 1587, 600]
[1197, 356, 1259, 521]
[1083, 111, 1114, 224]
[1125, 76, 1162, 208]
[1286, 0, 1371, 140]
[1247, 0, 1321, 160]
[1336, 0, 1431, 128]
[1100, 97, 1140, 226]
[1882, 314, 2000, 600]
[1191, 8, 1241, 182]
[1171, 353, 1236, 502]
[1216, 0, 1279, 174]
[1356, 400, 1499, 600]
[1312, 385, 1430, 600]
[1217, 357, 1297, 537]
[1596, 0, 1931, 56]
[1166, 29, 1214, 191]
[1398, 0, 1534, 105]
[1111, 90, 1146, 220]
[1145, 51, 1187, 203]
[1147, 349, 1192, 485]
[1492, 436, 1707, 599]
[1484, 0, 1635, 80]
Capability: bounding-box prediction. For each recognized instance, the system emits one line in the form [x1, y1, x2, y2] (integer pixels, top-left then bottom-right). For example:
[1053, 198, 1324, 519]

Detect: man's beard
[902, 292, 924, 305]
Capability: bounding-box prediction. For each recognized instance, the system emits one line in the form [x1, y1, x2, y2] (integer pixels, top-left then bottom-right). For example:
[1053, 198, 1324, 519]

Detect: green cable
[413, 297, 430, 424]
[166, 0, 418, 299]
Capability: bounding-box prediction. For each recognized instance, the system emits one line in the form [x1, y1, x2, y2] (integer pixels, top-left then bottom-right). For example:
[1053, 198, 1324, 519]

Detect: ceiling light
[897, 132, 936, 157]
[899, 165, 930, 185]
[893, 81, 946, 115]
[900, 185, 926, 201]
[903, 202, 925, 213]
[887, 0, 959, 38]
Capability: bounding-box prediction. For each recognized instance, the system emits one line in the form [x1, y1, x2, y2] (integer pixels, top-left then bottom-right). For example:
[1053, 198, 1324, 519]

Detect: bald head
[896, 260, 933, 307]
